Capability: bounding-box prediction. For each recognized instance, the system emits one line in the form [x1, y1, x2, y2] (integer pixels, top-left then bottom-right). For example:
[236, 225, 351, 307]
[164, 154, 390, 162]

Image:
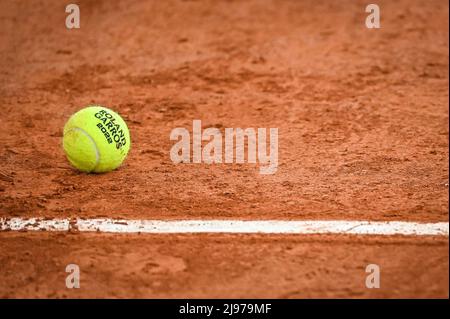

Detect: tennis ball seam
[67, 127, 100, 172]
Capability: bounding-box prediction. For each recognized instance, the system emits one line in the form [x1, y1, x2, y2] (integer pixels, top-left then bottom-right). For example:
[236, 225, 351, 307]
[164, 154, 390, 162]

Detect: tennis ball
[63, 105, 131, 173]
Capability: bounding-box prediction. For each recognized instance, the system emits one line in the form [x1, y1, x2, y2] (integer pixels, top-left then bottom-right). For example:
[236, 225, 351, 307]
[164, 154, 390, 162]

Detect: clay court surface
[0, 0, 448, 298]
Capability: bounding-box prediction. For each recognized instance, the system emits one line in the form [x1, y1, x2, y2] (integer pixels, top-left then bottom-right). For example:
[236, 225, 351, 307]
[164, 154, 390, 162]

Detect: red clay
[0, 0, 448, 298]
[0, 233, 448, 298]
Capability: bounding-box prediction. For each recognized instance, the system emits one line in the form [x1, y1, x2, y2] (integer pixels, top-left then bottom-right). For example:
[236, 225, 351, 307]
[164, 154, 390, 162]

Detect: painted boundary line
[0, 218, 448, 236]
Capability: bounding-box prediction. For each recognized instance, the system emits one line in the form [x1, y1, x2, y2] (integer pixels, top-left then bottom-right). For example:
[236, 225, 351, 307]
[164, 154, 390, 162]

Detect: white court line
[0, 218, 448, 236]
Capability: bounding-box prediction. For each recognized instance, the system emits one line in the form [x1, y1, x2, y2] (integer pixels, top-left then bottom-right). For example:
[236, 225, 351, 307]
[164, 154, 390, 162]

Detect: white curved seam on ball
[70, 127, 100, 172]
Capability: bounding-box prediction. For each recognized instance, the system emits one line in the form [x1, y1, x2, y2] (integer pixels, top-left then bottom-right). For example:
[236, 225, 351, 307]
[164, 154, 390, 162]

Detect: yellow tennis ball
[63, 105, 131, 173]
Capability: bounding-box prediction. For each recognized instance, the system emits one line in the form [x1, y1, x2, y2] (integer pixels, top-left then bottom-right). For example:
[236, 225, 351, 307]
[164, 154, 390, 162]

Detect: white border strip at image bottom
[0, 218, 448, 236]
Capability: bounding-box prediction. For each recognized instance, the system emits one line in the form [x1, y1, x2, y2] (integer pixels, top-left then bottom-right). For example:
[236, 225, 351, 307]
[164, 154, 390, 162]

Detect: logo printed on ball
[63, 106, 131, 173]
[95, 109, 128, 150]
